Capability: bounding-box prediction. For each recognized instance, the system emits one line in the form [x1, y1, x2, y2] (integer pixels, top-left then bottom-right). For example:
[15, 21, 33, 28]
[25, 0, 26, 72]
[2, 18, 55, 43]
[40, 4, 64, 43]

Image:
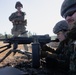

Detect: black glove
[42, 45, 55, 53]
[42, 45, 51, 51]
[47, 53, 57, 59]
[41, 51, 48, 58]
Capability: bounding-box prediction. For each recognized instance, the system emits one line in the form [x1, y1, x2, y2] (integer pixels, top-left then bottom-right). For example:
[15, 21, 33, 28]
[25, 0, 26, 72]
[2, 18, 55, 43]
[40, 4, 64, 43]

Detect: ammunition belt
[13, 20, 27, 25]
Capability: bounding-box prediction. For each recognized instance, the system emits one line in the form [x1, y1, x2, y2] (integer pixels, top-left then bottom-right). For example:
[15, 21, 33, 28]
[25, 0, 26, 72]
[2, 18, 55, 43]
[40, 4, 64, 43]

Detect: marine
[61, 0, 76, 74]
[42, 20, 69, 73]
[9, 1, 28, 51]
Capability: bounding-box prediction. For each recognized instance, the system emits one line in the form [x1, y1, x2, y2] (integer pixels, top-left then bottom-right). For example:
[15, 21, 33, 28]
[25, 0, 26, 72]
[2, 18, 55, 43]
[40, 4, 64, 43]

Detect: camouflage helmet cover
[61, 0, 76, 18]
[53, 20, 68, 34]
[15, 1, 23, 9]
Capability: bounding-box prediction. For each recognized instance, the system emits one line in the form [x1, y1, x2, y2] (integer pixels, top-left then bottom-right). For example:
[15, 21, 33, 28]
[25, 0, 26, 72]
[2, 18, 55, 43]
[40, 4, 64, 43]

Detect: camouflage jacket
[54, 40, 70, 64]
[66, 26, 76, 72]
[9, 11, 26, 25]
[44, 40, 70, 64]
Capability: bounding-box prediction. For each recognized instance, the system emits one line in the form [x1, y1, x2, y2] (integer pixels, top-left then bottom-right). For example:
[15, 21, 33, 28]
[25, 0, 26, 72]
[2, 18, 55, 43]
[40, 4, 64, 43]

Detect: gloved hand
[42, 45, 54, 53]
[47, 53, 57, 59]
[41, 51, 48, 58]
[42, 45, 51, 51]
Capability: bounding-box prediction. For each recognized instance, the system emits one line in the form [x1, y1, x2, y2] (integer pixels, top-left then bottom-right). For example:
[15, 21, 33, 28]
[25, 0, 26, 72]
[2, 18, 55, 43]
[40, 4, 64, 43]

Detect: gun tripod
[0, 42, 32, 63]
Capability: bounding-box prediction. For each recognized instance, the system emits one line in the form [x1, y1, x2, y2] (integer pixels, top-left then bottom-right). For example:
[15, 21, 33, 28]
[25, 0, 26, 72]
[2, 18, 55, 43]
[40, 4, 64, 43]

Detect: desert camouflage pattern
[9, 11, 28, 51]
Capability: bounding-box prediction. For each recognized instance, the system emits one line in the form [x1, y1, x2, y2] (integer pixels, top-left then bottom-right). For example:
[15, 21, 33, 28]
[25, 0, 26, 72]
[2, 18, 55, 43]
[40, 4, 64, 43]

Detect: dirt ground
[0, 42, 32, 67]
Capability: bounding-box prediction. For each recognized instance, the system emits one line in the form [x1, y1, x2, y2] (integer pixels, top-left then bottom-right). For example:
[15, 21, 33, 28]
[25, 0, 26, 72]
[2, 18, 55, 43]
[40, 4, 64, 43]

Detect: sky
[0, 0, 64, 36]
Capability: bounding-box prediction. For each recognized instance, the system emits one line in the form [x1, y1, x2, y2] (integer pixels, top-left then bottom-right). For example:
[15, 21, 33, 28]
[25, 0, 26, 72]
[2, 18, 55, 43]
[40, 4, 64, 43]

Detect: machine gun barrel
[4, 37, 33, 44]
[0, 35, 52, 45]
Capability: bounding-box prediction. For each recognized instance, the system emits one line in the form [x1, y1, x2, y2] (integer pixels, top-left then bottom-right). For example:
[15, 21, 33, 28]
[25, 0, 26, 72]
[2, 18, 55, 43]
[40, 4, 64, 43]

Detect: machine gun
[0, 34, 58, 68]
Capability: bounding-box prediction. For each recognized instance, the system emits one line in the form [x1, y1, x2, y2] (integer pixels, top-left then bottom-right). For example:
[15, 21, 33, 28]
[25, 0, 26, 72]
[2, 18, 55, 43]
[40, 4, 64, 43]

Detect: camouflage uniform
[61, 0, 76, 74]
[66, 27, 76, 74]
[44, 37, 70, 72]
[9, 11, 27, 36]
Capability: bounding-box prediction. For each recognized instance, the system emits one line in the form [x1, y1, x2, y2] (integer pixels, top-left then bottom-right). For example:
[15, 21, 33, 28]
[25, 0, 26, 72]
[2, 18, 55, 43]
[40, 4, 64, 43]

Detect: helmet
[53, 20, 68, 34]
[15, 1, 23, 9]
[61, 0, 76, 18]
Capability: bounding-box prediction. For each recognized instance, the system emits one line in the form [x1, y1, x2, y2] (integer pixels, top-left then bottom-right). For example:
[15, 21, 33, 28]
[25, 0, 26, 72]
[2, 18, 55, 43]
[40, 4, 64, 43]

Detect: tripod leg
[0, 47, 11, 53]
[0, 50, 12, 62]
